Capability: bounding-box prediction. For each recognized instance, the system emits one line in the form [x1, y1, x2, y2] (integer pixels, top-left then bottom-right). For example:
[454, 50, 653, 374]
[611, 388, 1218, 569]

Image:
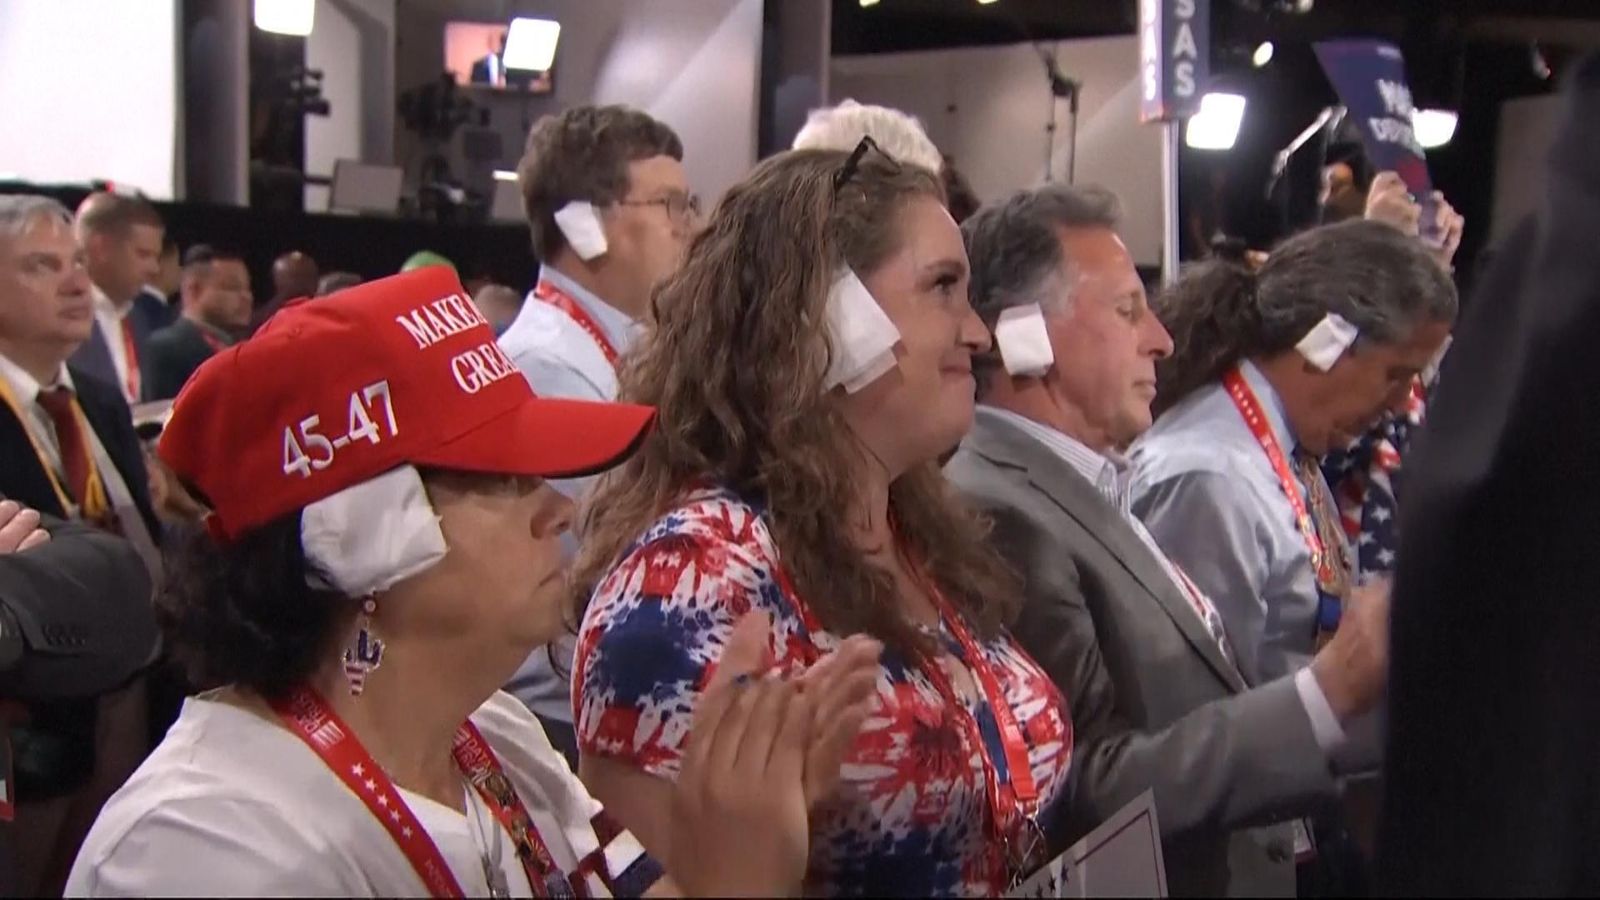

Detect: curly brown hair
[572, 148, 1019, 659]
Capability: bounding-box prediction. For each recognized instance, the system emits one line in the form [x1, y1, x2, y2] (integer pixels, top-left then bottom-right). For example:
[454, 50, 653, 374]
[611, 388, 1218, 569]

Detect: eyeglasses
[616, 192, 701, 225]
[833, 135, 901, 196]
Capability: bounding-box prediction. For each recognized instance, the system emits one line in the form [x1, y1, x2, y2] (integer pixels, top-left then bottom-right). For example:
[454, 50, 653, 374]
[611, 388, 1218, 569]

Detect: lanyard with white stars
[272, 686, 566, 897]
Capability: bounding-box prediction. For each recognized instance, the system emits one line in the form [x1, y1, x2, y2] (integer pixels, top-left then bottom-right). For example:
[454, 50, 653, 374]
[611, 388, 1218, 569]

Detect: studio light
[503, 17, 561, 72]
[253, 0, 315, 36]
[1185, 92, 1248, 150]
[493, 169, 519, 182]
[1413, 109, 1458, 149]
[859, 0, 880, 6]
[1252, 41, 1275, 67]
[978, 0, 1000, 4]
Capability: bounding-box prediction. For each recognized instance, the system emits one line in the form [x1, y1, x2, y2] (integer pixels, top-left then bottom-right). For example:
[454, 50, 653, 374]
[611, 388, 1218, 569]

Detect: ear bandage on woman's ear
[824, 269, 902, 393]
[301, 465, 448, 598]
[1295, 313, 1360, 372]
[554, 201, 609, 261]
[994, 304, 1055, 377]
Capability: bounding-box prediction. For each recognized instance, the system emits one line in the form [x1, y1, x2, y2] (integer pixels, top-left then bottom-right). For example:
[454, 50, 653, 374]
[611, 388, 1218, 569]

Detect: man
[473, 282, 523, 335]
[498, 105, 693, 760]
[1379, 52, 1600, 895]
[249, 250, 318, 333]
[68, 193, 168, 405]
[0, 499, 158, 894]
[470, 30, 510, 87]
[142, 246, 252, 401]
[141, 235, 181, 328]
[0, 194, 161, 896]
[947, 185, 1389, 896]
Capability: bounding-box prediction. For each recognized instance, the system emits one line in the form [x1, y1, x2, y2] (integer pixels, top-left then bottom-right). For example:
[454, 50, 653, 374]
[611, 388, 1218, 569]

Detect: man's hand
[1423, 192, 1466, 271]
[1311, 579, 1391, 721]
[1364, 172, 1421, 236]
[0, 499, 50, 554]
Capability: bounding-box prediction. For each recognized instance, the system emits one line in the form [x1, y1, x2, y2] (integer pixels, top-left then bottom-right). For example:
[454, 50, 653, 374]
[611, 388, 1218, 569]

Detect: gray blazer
[946, 410, 1340, 897]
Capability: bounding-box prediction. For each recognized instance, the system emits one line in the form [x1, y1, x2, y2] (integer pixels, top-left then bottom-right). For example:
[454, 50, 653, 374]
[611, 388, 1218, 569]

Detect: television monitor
[445, 19, 556, 95]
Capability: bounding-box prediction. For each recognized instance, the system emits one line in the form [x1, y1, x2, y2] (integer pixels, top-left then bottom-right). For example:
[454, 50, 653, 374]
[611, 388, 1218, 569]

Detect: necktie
[35, 387, 91, 506]
[1171, 563, 1234, 663]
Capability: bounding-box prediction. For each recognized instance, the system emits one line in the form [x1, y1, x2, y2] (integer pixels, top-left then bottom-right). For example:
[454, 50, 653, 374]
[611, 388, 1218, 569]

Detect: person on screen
[471, 31, 510, 88]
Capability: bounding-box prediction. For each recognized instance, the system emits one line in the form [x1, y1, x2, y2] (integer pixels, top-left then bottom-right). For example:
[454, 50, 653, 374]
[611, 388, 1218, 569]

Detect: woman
[571, 144, 1073, 896]
[65, 268, 881, 897]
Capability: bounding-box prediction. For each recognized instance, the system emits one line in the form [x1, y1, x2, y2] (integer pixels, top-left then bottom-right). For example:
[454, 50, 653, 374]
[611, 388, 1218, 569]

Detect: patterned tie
[35, 386, 91, 506]
[1171, 563, 1234, 663]
[120, 317, 141, 402]
[1293, 449, 1353, 643]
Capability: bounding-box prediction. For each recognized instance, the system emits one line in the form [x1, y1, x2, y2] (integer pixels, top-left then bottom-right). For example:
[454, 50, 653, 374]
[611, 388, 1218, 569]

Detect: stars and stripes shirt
[573, 485, 1073, 897]
[1321, 380, 1426, 578]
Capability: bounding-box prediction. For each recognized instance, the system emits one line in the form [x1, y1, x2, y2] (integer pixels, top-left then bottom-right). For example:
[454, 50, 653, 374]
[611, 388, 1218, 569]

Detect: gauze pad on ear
[994, 304, 1055, 377]
[824, 269, 902, 393]
[301, 465, 448, 597]
[554, 201, 608, 261]
[1295, 313, 1360, 372]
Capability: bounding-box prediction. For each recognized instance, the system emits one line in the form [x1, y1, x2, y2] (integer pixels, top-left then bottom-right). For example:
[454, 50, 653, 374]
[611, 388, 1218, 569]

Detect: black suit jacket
[1378, 53, 1600, 895]
[67, 292, 169, 403]
[0, 368, 159, 540]
[143, 318, 222, 402]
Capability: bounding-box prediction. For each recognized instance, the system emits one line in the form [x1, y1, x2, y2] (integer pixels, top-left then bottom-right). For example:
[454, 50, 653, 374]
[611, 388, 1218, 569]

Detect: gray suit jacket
[946, 410, 1341, 897]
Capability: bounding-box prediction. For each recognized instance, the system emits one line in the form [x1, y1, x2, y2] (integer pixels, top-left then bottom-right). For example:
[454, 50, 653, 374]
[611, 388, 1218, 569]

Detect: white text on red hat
[395, 293, 489, 349]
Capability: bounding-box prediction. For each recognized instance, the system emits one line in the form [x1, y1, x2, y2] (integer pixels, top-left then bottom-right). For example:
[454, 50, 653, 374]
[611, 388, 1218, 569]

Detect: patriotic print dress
[574, 485, 1072, 897]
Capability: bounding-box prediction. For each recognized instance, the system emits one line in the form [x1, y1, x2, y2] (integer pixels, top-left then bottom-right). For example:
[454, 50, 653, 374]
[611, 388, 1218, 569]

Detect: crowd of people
[1, 51, 1597, 898]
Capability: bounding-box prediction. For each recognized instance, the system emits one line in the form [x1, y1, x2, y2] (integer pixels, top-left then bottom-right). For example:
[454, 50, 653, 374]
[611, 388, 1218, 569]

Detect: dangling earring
[343, 596, 385, 696]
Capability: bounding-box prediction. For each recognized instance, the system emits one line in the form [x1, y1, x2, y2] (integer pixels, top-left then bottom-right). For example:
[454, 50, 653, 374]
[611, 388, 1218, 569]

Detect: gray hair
[961, 184, 1122, 393]
[1154, 218, 1459, 415]
[0, 194, 72, 238]
[792, 100, 944, 174]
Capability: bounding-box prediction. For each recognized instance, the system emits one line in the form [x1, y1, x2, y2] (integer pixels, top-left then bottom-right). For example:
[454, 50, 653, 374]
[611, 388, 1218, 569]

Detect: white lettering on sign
[394, 293, 490, 349]
[281, 380, 399, 479]
[1170, 0, 1200, 100]
[1376, 78, 1414, 117]
[1367, 117, 1425, 155]
[449, 341, 519, 395]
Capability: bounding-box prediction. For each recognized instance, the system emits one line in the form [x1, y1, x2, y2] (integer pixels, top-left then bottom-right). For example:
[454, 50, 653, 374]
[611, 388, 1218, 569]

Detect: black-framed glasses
[616, 192, 701, 224]
[833, 135, 901, 195]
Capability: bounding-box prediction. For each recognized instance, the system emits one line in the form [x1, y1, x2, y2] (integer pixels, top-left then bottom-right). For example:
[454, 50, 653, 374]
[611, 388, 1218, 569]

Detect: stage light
[860, 0, 880, 6]
[978, 0, 1000, 5]
[1185, 92, 1247, 150]
[493, 170, 519, 182]
[1413, 109, 1458, 149]
[253, 0, 315, 36]
[1252, 41, 1274, 67]
[503, 17, 561, 72]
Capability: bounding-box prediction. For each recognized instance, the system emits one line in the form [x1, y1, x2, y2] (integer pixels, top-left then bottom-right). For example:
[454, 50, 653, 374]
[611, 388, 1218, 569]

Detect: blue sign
[1313, 39, 1432, 196]
[1139, 0, 1209, 123]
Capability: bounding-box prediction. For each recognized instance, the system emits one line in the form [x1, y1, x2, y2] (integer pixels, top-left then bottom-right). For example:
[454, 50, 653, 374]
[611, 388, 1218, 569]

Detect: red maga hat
[160, 266, 653, 541]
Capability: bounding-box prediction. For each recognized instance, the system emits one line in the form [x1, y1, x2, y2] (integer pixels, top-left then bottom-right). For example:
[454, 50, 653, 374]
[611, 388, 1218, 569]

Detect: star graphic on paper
[352, 763, 365, 777]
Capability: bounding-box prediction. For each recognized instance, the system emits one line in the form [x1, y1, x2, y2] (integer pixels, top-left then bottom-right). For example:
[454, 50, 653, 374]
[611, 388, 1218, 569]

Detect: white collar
[0, 351, 73, 404]
[1236, 358, 1298, 454]
[979, 406, 1134, 513]
[537, 264, 640, 353]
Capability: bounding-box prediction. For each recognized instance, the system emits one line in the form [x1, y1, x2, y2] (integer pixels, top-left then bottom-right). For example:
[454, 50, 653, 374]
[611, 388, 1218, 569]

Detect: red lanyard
[119, 318, 141, 401]
[533, 279, 619, 369]
[772, 545, 1041, 872]
[1222, 366, 1339, 587]
[270, 686, 565, 898]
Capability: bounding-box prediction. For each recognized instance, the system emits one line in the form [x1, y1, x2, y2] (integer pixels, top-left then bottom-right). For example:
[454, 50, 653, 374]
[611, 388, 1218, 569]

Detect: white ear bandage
[824, 269, 902, 393]
[554, 201, 608, 261]
[993, 304, 1055, 377]
[301, 465, 448, 598]
[1295, 313, 1360, 372]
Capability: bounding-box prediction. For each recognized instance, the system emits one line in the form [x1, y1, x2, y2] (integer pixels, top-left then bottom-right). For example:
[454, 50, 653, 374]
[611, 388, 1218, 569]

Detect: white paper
[301, 465, 448, 597]
[1008, 790, 1168, 899]
[1294, 312, 1360, 372]
[995, 303, 1055, 377]
[824, 269, 902, 393]
[553, 200, 608, 261]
